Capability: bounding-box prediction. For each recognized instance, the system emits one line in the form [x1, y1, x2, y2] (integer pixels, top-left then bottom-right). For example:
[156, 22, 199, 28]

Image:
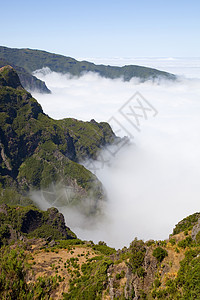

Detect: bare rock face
[107, 244, 159, 300]
[191, 218, 200, 241]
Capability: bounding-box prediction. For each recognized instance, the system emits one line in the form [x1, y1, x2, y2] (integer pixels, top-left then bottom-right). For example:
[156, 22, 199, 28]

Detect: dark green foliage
[0, 46, 176, 82]
[115, 270, 125, 280]
[0, 246, 58, 299]
[0, 247, 28, 299]
[0, 224, 10, 246]
[0, 187, 34, 206]
[196, 231, 200, 244]
[152, 247, 168, 263]
[27, 224, 65, 240]
[128, 239, 146, 275]
[172, 212, 200, 235]
[177, 236, 193, 249]
[169, 238, 176, 246]
[177, 249, 200, 299]
[139, 289, 147, 299]
[137, 267, 146, 278]
[145, 240, 156, 246]
[63, 258, 112, 300]
[92, 243, 116, 255]
[19, 157, 43, 188]
[56, 239, 83, 248]
[29, 276, 58, 299]
[154, 278, 161, 288]
[153, 248, 200, 299]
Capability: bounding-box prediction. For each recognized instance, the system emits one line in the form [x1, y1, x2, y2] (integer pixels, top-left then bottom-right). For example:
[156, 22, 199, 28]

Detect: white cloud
[32, 64, 200, 248]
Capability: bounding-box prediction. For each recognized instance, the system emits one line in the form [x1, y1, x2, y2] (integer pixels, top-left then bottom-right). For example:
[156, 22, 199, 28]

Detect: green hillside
[0, 202, 199, 299]
[0, 65, 117, 211]
[0, 46, 176, 81]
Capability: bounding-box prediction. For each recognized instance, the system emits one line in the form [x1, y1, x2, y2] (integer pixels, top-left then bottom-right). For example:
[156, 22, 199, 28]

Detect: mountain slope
[0, 206, 200, 299]
[0, 58, 50, 93]
[0, 65, 117, 211]
[0, 46, 176, 81]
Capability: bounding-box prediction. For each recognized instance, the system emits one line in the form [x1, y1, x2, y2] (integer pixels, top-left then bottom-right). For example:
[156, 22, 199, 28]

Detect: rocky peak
[0, 65, 23, 89]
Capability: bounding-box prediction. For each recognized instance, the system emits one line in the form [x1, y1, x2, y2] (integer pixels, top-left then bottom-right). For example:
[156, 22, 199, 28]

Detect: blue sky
[1, 0, 200, 58]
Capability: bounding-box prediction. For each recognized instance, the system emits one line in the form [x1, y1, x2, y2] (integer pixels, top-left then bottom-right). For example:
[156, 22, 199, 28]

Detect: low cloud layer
[32, 62, 200, 248]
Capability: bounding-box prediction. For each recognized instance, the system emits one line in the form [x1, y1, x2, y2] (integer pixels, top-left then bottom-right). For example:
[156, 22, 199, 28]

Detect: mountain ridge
[0, 65, 117, 212]
[0, 46, 176, 82]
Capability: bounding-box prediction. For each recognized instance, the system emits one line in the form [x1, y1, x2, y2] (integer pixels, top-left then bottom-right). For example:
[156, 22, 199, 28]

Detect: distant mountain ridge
[0, 46, 176, 83]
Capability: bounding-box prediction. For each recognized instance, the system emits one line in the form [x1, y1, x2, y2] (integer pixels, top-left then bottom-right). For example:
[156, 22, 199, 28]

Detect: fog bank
[32, 62, 200, 248]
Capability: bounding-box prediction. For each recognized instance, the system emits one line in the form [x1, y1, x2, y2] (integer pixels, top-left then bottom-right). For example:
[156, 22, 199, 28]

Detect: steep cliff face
[0, 66, 117, 209]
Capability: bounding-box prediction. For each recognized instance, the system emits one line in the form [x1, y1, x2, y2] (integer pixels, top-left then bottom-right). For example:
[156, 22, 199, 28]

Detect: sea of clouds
[32, 58, 200, 248]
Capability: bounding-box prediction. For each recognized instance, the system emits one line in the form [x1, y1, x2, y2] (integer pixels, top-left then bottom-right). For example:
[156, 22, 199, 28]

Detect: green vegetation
[0, 66, 116, 209]
[172, 212, 200, 235]
[169, 238, 176, 246]
[152, 247, 168, 263]
[0, 246, 58, 299]
[0, 187, 34, 206]
[0, 207, 199, 299]
[0, 46, 176, 81]
[92, 242, 116, 256]
[0, 204, 76, 243]
[116, 270, 125, 280]
[128, 239, 146, 276]
[152, 247, 200, 299]
[63, 258, 112, 300]
[177, 236, 193, 249]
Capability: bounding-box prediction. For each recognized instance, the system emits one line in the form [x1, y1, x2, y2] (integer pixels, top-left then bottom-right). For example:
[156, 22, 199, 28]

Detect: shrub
[169, 238, 176, 246]
[178, 236, 193, 249]
[129, 239, 146, 273]
[172, 213, 200, 235]
[116, 270, 125, 280]
[154, 278, 161, 288]
[153, 247, 168, 263]
[92, 244, 116, 256]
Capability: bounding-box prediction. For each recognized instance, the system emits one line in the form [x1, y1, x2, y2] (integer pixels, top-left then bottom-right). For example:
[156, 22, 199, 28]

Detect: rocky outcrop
[0, 58, 51, 93]
[0, 65, 23, 89]
[0, 204, 76, 244]
[191, 217, 200, 241]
